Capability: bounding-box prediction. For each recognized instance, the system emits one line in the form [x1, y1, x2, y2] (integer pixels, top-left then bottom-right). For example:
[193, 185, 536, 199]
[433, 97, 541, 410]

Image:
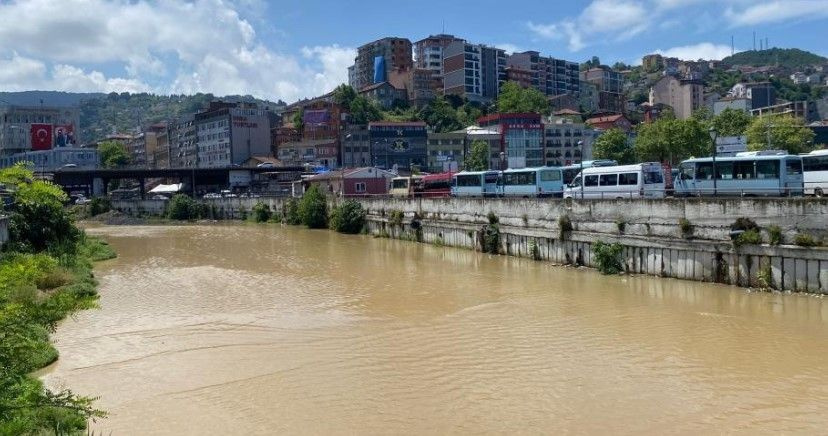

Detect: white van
[564, 163, 666, 199]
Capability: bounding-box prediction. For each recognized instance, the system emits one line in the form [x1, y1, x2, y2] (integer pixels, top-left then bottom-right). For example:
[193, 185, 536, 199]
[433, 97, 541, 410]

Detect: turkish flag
[31, 124, 52, 150]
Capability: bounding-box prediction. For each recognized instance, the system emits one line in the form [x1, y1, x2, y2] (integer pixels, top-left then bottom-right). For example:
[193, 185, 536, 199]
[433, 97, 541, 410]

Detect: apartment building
[341, 125, 371, 168]
[414, 34, 462, 75]
[507, 51, 580, 97]
[0, 105, 80, 156]
[581, 67, 624, 113]
[543, 116, 597, 167]
[649, 76, 704, 120]
[349, 37, 413, 91]
[168, 114, 197, 168]
[195, 102, 272, 168]
[426, 131, 466, 172]
[443, 41, 506, 103]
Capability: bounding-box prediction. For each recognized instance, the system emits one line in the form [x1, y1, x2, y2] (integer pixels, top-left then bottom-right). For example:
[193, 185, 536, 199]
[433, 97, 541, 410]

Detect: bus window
[456, 175, 480, 187]
[584, 175, 599, 187]
[679, 163, 694, 181]
[484, 173, 500, 184]
[696, 162, 713, 180]
[756, 160, 780, 179]
[392, 179, 409, 189]
[733, 160, 755, 179]
[786, 159, 803, 175]
[540, 170, 561, 181]
[803, 156, 828, 172]
[599, 174, 618, 186]
[619, 173, 638, 185]
[643, 171, 664, 184]
[715, 162, 734, 180]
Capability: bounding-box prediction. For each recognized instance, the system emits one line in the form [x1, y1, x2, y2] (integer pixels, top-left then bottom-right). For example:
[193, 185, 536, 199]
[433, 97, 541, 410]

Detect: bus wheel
[816, 188, 824, 198]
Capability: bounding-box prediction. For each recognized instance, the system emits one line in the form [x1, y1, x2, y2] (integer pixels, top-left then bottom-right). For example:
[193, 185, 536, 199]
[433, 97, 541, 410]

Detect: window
[696, 162, 713, 180]
[733, 160, 755, 179]
[504, 171, 537, 186]
[584, 175, 599, 187]
[599, 174, 618, 186]
[456, 175, 481, 187]
[803, 156, 828, 172]
[786, 159, 803, 175]
[355, 182, 366, 193]
[539, 170, 561, 182]
[756, 160, 780, 179]
[619, 173, 638, 185]
[643, 171, 664, 184]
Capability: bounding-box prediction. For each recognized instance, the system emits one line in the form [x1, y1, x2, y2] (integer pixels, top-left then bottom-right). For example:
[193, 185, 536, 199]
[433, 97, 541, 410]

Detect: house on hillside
[304, 167, 395, 197]
[585, 114, 632, 133]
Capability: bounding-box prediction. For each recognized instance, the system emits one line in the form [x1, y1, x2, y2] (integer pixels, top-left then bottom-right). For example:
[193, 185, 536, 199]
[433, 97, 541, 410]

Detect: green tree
[419, 96, 463, 132]
[292, 107, 305, 132]
[349, 96, 383, 125]
[97, 140, 131, 168]
[299, 185, 328, 228]
[329, 200, 366, 234]
[332, 84, 357, 111]
[166, 194, 198, 220]
[635, 117, 709, 164]
[593, 129, 635, 164]
[465, 140, 490, 171]
[496, 81, 550, 114]
[711, 108, 752, 137]
[745, 115, 816, 154]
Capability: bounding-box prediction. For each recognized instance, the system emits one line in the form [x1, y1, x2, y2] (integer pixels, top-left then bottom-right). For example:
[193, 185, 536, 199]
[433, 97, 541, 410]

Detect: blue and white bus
[561, 160, 617, 185]
[674, 151, 804, 197]
[451, 171, 500, 197]
[500, 167, 565, 197]
[802, 149, 828, 197]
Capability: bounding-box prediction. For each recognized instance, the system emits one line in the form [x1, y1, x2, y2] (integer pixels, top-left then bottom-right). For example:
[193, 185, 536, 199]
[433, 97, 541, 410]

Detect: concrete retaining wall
[111, 197, 828, 294]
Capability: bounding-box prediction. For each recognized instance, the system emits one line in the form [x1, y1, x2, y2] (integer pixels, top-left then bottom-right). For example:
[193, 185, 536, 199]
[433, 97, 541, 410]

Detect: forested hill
[1, 91, 285, 143]
[721, 48, 827, 69]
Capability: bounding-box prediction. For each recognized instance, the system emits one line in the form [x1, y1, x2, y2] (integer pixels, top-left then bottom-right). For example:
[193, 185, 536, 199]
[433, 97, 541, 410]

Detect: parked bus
[674, 151, 804, 197]
[564, 163, 666, 199]
[802, 149, 828, 197]
[390, 176, 423, 198]
[561, 160, 618, 184]
[451, 171, 500, 197]
[419, 172, 454, 197]
[500, 167, 565, 197]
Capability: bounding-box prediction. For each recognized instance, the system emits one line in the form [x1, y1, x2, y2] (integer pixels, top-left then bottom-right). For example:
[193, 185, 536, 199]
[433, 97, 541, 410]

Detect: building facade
[358, 82, 407, 109]
[543, 116, 597, 167]
[582, 67, 624, 113]
[478, 113, 544, 169]
[507, 51, 580, 98]
[426, 131, 466, 172]
[0, 105, 80, 156]
[349, 37, 413, 91]
[195, 102, 272, 168]
[713, 97, 752, 115]
[649, 76, 704, 120]
[0, 147, 99, 173]
[169, 114, 197, 168]
[368, 122, 428, 170]
[443, 41, 506, 103]
[341, 125, 371, 168]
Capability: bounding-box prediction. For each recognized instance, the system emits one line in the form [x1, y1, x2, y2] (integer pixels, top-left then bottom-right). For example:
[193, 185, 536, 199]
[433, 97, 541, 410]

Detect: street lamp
[499, 151, 505, 171]
[766, 122, 775, 150]
[577, 140, 584, 198]
[709, 126, 718, 196]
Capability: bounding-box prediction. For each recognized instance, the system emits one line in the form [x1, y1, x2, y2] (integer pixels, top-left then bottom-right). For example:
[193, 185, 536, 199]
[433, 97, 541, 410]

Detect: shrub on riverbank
[0, 163, 108, 434]
[330, 200, 365, 234]
[251, 202, 272, 223]
[166, 194, 198, 220]
[299, 185, 328, 229]
[594, 241, 624, 275]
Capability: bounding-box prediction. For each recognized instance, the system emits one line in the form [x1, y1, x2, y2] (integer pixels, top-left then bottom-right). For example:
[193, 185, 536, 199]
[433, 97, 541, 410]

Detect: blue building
[368, 122, 428, 171]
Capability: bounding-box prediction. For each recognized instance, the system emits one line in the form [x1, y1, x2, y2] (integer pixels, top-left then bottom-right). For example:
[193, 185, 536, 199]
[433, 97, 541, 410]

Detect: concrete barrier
[111, 197, 828, 294]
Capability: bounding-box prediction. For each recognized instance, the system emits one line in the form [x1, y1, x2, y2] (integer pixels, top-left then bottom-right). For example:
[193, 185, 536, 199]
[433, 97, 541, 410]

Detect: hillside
[721, 48, 827, 69]
[0, 91, 105, 107]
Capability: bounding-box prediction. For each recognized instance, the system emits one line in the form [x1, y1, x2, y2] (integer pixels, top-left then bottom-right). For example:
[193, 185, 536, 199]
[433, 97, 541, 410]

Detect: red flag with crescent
[31, 124, 53, 150]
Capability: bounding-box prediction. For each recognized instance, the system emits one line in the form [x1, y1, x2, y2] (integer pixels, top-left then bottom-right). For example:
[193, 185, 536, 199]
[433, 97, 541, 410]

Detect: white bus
[674, 152, 804, 197]
[802, 149, 828, 197]
[500, 167, 565, 197]
[451, 171, 500, 197]
[564, 163, 666, 199]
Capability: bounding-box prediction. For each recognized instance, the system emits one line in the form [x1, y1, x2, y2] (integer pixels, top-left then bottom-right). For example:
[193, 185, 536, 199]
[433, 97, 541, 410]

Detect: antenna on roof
[753, 31, 756, 51]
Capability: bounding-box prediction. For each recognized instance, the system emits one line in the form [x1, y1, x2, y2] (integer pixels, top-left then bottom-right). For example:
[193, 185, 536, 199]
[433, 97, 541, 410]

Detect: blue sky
[0, 0, 826, 103]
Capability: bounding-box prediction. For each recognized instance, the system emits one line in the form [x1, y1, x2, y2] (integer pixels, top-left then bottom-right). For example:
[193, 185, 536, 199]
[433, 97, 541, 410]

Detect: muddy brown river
[42, 224, 828, 434]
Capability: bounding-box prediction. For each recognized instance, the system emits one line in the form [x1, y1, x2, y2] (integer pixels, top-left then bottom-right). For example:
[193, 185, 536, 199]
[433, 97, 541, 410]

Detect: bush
[481, 224, 500, 254]
[767, 225, 783, 246]
[330, 200, 366, 234]
[487, 211, 499, 225]
[731, 217, 759, 232]
[678, 218, 693, 238]
[283, 198, 301, 225]
[299, 185, 328, 228]
[734, 228, 762, 247]
[7, 181, 80, 253]
[594, 241, 624, 275]
[615, 219, 627, 233]
[166, 194, 198, 220]
[529, 239, 541, 260]
[252, 202, 271, 223]
[89, 197, 111, 216]
[389, 209, 405, 227]
[794, 233, 820, 247]
[558, 215, 573, 239]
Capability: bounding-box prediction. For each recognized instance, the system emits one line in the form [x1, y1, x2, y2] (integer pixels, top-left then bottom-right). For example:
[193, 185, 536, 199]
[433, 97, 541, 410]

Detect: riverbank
[111, 196, 828, 294]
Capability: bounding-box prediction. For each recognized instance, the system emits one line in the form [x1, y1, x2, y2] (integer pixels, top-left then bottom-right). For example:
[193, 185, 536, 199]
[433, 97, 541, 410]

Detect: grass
[794, 233, 821, 247]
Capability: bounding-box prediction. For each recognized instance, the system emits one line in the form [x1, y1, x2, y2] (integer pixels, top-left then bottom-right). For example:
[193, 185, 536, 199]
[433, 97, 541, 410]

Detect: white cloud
[653, 42, 738, 60]
[0, 0, 354, 102]
[725, 0, 828, 26]
[528, 0, 649, 51]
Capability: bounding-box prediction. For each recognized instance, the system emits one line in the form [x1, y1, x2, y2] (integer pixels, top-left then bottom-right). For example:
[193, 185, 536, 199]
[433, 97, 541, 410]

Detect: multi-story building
[341, 125, 371, 168]
[368, 121, 428, 170]
[389, 67, 435, 108]
[443, 41, 506, 103]
[169, 114, 197, 168]
[642, 54, 664, 71]
[729, 82, 776, 109]
[0, 147, 99, 173]
[713, 97, 752, 115]
[195, 102, 272, 168]
[414, 34, 462, 74]
[426, 131, 466, 172]
[543, 116, 597, 167]
[507, 51, 580, 98]
[465, 126, 502, 170]
[581, 67, 624, 113]
[0, 105, 80, 156]
[649, 76, 704, 120]
[478, 113, 544, 169]
[349, 37, 413, 91]
[277, 99, 342, 169]
[578, 80, 599, 114]
[358, 82, 407, 109]
[144, 123, 168, 168]
[124, 133, 147, 168]
[505, 66, 534, 89]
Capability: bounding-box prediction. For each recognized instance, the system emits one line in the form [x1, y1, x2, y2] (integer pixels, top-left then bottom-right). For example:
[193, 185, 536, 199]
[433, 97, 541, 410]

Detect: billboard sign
[716, 136, 747, 155]
[54, 125, 76, 147]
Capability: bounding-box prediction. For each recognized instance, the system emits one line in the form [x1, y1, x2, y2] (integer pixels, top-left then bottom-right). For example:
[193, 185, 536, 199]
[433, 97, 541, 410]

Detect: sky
[0, 0, 826, 103]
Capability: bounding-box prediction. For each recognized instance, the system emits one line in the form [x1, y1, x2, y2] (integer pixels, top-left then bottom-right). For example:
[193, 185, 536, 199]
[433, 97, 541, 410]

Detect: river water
[42, 224, 828, 434]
